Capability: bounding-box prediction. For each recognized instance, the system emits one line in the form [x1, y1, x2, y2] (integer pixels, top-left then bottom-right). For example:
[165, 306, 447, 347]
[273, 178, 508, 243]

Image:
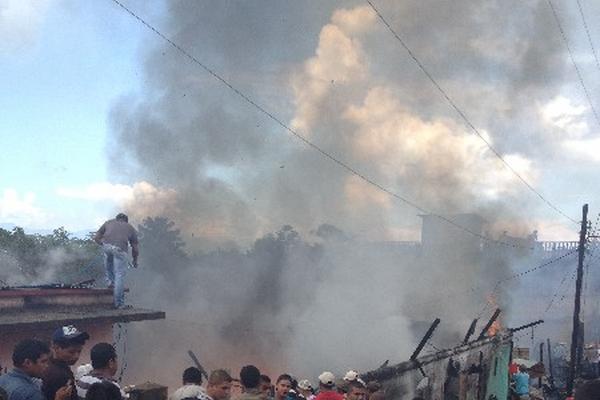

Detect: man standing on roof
[94, 213, 139, 309]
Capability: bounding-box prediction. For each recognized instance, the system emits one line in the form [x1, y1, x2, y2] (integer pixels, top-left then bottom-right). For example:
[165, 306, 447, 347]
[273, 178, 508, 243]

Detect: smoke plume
[105, 0, 584, 388]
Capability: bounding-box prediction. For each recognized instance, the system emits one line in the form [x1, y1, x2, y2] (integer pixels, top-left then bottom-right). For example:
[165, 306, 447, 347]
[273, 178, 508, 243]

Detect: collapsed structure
[361, 327, 515, 400]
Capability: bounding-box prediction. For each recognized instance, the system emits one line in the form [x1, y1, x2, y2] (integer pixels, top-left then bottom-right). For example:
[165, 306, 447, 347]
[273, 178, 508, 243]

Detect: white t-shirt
[170, 385, 212, 400]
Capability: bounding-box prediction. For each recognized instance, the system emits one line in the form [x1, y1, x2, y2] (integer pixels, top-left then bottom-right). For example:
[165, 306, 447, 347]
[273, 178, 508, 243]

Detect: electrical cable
[365, 0, 578, 225]
[108, 0, 537, 251]
[547, 0, 600, 130]
[575, 0, 600, 75]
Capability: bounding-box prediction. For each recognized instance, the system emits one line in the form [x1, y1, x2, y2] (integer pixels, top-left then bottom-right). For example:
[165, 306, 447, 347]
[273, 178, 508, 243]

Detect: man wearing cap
[315, 373, 342, 400]
[296, 380, 314, 400]
[94, 213, 139, 309]
[42, 326, 90, 400]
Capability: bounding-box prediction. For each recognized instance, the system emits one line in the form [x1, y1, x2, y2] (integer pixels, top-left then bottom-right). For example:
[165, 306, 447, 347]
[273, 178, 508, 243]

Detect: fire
[485, 294, 502, 336]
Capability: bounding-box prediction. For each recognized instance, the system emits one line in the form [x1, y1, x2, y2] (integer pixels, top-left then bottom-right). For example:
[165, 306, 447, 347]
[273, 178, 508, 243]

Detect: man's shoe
[115, 304, 133, 310]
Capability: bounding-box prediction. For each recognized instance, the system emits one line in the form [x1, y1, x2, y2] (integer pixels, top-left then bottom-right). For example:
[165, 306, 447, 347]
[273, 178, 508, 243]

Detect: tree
[137, 217, 188, 273]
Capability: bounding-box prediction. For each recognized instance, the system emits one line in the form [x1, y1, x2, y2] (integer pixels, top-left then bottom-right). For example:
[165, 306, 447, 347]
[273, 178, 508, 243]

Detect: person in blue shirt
[0, 339, 72, 400]
[512, 365, 530, 400]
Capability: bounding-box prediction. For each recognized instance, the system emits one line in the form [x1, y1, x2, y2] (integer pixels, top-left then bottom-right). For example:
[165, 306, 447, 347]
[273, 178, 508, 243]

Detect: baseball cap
[318, 371, 335, 387]
[52, 325, 90, 343]
[297, 380, 312, 391]
[343, 370, 359, 382]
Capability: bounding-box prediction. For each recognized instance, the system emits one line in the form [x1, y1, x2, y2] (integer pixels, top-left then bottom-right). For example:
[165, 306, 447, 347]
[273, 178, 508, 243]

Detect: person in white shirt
[75, 343, 126, 400]
[171, 368, 206, 400]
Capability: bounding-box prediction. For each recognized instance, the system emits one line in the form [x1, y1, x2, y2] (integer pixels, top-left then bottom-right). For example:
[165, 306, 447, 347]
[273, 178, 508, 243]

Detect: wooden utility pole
[539, 342, 544, 388]
[567, 204, 588, 396]
[547, 339, 555, 390]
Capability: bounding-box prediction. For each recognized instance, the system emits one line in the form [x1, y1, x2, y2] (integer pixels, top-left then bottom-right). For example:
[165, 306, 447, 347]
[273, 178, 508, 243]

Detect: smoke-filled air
[92, 0, 594, 388]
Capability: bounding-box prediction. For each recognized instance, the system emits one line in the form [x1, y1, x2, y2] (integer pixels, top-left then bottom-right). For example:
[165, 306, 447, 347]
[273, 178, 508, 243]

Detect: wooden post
[463, 318, 478, 344]
[539, 342, 544, 388]
[567, 204, 588, 396]
[547, 339, 555, 390]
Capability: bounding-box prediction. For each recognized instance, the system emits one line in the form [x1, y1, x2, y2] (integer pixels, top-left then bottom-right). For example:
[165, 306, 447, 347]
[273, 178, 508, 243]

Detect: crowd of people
[168, 366, 382, 400]
[0, 325, 385, 400]
[4, 324, 599, 400]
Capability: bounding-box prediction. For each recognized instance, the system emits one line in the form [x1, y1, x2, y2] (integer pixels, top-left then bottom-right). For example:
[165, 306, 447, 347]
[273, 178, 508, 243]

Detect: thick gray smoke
[105, 0, 586, 388]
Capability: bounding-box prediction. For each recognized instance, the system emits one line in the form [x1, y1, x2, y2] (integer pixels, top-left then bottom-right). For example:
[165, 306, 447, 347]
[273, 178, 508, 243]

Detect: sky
[1, 0, 600, 242]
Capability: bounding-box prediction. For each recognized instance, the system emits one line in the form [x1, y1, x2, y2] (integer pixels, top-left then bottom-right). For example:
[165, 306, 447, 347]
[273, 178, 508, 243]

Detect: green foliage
[137, 217, 188, 275]
[0, 226, 100, 285]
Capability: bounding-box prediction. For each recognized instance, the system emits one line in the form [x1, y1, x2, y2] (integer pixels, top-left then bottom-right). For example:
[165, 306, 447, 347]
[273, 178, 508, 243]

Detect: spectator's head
[275, 374, 293, 399]
[115, 213, 128, 222]
[343, 371, 359, 382]
[296, 380, 313, 397]
[345, 381, 367, 400]
[576, 379, 600, 400]
[12, 339, 51, 378]
[240, 365, 261, 390]
[259, 375, 272, 396]
[318, 372, 336, 391]
[90, 343, 118, 376]
[230, 379, 243, 400]
[183, 367, 203, 385]
[85, 381, 122, 400]
[518, 365, 527, 373]
[51, 325, 89, 366]
[207, 370, 233, 400]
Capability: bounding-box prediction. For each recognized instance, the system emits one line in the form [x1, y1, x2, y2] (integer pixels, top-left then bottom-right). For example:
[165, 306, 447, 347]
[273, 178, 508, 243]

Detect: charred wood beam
[411, 318, 441, 361]
[463, 319, 478, 344]
[508, 320, 544, 333]
[361, 334, 506, 383]
[187, 350, 209, 380]
[477, 309, 501, 340]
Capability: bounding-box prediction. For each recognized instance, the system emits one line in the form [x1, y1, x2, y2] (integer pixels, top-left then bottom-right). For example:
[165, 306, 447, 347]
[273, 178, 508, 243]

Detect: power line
[476, 248, 579, 318]
[575, 0, 600, 82]
[365, 0, 578, 225]
[108, 0, 534, 251]
[547, 0, 600, 130]
[544, 265, 577, 314]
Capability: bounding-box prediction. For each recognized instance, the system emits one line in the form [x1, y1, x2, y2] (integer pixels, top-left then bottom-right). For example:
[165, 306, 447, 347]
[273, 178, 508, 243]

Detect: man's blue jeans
[102, 244, 127, 307]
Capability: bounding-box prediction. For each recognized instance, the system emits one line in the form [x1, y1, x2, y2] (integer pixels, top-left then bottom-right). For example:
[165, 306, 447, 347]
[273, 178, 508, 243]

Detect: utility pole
[567, 204, 588, 396]
[547, 339, 555, 390]
[539, 342, 544, 388]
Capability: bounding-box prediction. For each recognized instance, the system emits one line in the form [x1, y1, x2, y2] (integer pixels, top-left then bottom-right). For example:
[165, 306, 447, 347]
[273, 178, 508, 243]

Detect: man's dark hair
[240, 365, 261, 389]
[85, 381, 122, 400]
[13, 339, 50, 367]
[277, 374, 292, 384]
[53, 336, 88, 349]
[260, 375, 271, 384]
[91, 343, 117, 370]
[183, 367, 203, 385]
[115, 213, 128, 222]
